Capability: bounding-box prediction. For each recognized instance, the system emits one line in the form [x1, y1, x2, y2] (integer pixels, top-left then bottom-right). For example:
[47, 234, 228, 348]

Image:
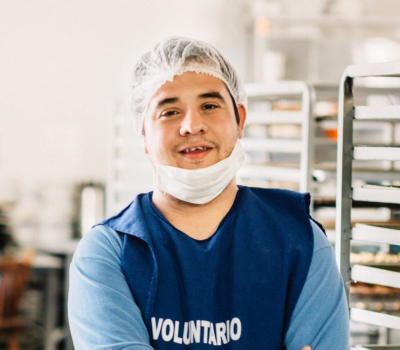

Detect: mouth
[178, 145, 213, 160]
[179, 146, 211, 154]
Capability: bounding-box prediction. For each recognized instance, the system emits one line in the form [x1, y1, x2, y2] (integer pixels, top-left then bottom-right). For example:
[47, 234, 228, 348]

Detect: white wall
[0, 0, 249, 200]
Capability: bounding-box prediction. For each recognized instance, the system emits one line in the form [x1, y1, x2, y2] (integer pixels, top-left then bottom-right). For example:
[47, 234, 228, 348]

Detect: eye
[160, 110, 179, 118]
[202, 103, 219, 110]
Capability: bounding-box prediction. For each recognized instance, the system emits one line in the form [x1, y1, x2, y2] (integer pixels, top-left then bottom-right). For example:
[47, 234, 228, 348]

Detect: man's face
[143, 71, 246, 170]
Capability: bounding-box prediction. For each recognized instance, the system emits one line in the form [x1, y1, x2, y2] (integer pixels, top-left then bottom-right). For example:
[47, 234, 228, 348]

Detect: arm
[68, 226, 154, 350]
[284, 220, 350, 350]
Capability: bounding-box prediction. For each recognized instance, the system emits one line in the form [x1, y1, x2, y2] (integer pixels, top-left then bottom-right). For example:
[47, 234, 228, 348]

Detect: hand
[301, 347, 312, 350]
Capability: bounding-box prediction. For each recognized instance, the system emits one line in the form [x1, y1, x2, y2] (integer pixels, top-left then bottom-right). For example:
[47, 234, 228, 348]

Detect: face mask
[156, 140, 245, 205]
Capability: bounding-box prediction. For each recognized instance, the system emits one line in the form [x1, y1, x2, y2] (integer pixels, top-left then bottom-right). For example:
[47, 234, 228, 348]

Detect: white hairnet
[130, 36, 247, 137]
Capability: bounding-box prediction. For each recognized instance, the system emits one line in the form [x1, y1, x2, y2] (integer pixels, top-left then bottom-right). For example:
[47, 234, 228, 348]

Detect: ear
[237, 104, 247, 138]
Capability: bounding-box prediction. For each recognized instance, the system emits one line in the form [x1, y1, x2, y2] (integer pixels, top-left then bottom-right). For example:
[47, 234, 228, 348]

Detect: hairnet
[129, 36, 247, 137]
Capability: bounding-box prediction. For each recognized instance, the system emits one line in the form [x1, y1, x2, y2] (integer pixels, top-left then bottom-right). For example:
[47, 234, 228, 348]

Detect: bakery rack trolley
[106, 99, 153, 217]
[238, 81, 314, 194]
[336, 62, 400, 349]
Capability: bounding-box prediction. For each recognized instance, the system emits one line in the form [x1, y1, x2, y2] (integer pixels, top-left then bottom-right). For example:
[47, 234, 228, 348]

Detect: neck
[152, 179, 239, 240]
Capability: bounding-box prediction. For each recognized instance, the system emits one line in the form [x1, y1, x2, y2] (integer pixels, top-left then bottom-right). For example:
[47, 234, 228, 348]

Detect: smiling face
[142, 71, 246, 170]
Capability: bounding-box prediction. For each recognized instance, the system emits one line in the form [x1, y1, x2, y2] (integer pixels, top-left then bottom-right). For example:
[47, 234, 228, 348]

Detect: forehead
[149, 71, 230, 105]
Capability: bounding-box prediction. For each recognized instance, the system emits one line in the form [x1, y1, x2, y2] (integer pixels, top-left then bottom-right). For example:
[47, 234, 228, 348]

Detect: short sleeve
[284, 220, 350, 350]
[68, 225, 154, 350]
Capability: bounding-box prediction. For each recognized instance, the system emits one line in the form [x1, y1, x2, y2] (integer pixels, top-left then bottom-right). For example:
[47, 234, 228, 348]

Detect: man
[69, 37, 349, 349]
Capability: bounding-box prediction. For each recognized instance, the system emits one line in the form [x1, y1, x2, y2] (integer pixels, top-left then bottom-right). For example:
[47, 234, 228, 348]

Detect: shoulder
[310, 219, 331, 252]
[239, 187, 313, 235]
[241, 186, 311, 212]
[94, 193, 153, 238]
[73, 225, 124, 263]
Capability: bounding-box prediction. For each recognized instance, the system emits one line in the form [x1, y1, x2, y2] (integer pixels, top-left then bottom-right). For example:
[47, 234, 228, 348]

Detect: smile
[182, 147, 209, 153]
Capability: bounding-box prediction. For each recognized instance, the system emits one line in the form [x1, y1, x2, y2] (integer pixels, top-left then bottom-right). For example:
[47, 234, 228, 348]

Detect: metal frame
[336, 62, 400, 335]
[106, 100, 153, 217]
[312, 83, 400, 184]
[239, 81, 314, 193]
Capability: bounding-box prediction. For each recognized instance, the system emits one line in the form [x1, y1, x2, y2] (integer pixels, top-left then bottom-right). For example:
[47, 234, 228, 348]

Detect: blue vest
[98, 187, 315, 349]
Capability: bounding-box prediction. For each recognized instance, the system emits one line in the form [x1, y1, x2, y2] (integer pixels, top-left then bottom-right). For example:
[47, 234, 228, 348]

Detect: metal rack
[311, 83, 400, 245]
[238, 81, 314, 193]
[336, 62, 400, 349]
[106, 100, 153, 217]
[313, 83, 400, 189]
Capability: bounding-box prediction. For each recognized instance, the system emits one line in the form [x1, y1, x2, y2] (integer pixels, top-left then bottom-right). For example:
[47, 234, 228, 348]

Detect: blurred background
[2, 0, 400, 349]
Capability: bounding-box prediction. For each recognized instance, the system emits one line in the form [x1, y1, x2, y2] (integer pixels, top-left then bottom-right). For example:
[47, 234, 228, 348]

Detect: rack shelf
[246, 111, 304, 125]
[352, 187, 400, 205]
[353, 147, 400, 161]
[336, 62, 400, 346]
[352, 224, 400, 246]
[352, 265, 400, 289]
[240, 81, 313, 193]
[238, 164, 301, 183]
[240, 138, 303, 153]
[106, 100, 153, 216]
[351, 308, 400, 331]
[355, 106, 400, 121]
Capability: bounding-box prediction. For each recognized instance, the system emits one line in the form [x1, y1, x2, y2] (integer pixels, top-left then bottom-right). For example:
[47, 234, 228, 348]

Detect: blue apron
[98, 186, 315, 349]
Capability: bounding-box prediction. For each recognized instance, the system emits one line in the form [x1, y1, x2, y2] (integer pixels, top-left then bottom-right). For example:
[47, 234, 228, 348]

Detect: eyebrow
[199, 91, 226, 103]
[155, 91, 226, 109]
[156, 97, 179, 109]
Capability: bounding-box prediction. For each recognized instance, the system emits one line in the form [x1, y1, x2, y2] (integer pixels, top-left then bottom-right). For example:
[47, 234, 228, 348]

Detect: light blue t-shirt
[68, 220, 349, 350]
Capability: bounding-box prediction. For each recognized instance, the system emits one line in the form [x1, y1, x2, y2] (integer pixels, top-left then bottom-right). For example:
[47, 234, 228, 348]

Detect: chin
[185, 159, 219, 169]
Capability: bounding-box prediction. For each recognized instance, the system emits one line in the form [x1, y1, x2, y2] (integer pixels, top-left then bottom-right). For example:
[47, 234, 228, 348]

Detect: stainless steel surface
[352, 265, 400, 289]
[246, 111, 304, 125]
[240, 138, 303, 153]
[336, 62, 400, 343]
[242, 81, 313, 193]
[300, 85, 314, 194]
[351, 308, 400, 330]
[352, 224, 400, 246]
[107, 100, 153, 216]
[238, 164, 301, 183]
[353, 147, 400, 161]
[355, 106, 400, 121]
[336, 73, 354, 303]
[352, 187, 400, 205]
[314, 168, 400, 182]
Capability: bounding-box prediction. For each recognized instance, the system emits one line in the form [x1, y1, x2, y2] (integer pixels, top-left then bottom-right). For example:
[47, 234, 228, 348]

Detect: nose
[179, 108, 208, 136]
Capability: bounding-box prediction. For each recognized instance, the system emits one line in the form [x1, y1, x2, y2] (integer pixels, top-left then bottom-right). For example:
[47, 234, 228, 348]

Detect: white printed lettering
[173, 321, 183, 344]
[216, 322, 228, 345]
[190, 320, 201, 343]
[151, 317, 241, 345]
[230, 317, 242, 341]
[151, 317, 163, 340]
[183, 322, 191, 345]
[201, 320, 210, 343]
[161, 319, 174, 342]
[208, 322, 217, 345]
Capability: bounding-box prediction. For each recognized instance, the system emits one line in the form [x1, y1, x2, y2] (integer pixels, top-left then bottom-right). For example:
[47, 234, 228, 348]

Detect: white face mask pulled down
[155, 140, 245, 205]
